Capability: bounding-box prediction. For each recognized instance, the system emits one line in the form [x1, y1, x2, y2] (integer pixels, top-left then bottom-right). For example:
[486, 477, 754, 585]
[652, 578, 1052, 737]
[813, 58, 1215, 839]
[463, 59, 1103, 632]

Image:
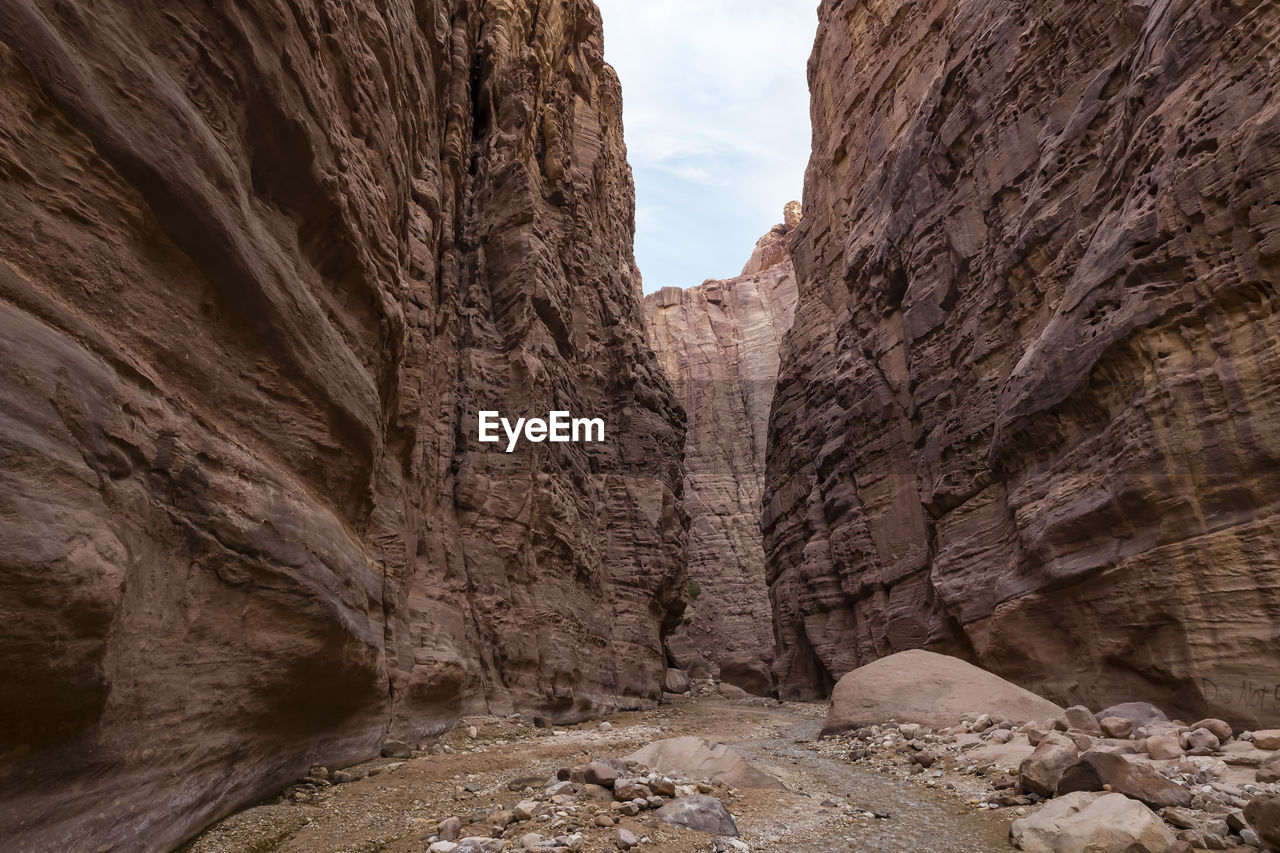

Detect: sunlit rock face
[645, 211, 800, 691]
[0, 1, 686, 848]
[766, 0, 1280, 724]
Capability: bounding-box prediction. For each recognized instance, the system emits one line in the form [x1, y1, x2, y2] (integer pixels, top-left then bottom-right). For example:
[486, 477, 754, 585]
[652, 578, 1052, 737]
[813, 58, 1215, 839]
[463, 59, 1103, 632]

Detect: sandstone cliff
[766, 0, 1280, 726]
[644, 212, 799, 692]
[0, 1, 686, 849]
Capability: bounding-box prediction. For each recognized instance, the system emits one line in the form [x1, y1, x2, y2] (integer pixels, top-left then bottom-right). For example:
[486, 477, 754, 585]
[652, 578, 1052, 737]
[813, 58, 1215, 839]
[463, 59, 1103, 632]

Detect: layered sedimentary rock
[0, 1, 686, 849]
[766, 0, 1280, 726]
[644, 213, 799, 690]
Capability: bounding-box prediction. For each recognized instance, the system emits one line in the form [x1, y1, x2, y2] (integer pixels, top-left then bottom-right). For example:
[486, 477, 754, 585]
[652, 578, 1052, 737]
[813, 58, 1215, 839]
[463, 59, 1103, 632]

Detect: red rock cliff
[0, 1, 686, 848]
[766, 0, 1280, 725]
[643, 211, 800, 690]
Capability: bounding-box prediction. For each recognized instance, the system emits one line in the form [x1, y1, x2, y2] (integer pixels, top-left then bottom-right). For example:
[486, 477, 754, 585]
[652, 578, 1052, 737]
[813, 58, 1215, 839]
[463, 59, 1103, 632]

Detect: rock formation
[643, 211, 799, 691]
[0, 0, 686, 848]
[765, 0, 1280, 727]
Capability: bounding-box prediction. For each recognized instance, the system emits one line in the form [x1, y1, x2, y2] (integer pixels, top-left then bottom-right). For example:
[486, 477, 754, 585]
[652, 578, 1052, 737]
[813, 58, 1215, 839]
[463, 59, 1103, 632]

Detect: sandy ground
[183, 697, 1019, 853]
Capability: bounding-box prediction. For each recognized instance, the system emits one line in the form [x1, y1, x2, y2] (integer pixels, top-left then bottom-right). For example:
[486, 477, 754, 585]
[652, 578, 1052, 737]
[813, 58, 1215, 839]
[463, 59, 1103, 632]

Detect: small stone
[331, 770, 354, 784]
[1099, 717, 1134, 739]
[513, 801, 541, 821]
[380, 740, 412, 758]
[584, 762, 617, 788]
[598, 722, 613, 733]
[616, 827, 638, 850]
[466, 725, 478, 739]
[595, 814, 616, 827]
[438, 816, 462, 841]
[427, 843, 458, 853]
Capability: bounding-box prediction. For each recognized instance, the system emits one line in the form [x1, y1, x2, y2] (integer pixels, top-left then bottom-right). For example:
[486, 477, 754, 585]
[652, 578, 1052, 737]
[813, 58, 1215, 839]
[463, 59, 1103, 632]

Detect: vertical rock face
[767, 0, 1280, 724]
[644, 212, 799, 688]
[0, 1, 686, 849]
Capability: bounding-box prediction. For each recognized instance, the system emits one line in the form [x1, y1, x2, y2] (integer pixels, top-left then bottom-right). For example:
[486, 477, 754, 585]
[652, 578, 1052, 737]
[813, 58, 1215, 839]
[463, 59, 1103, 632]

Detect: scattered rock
[1019, 732, 1079, 798]
[598, 722, 613, 733]
[1095, 703, 1170, 728]
[1190, 719, 1232, 743]
[1245, 794, 1280, 849]
[584, 763, 617, 788]
[380, 740, 412, 759]
[615, 827, 638, 850]
[663, 668, 692, 695]
[1055, 751, 1192, 809]
[1009, 791, 1175, 853]
[627, 737, 784, 789]
[1253, 731, 1280, 751]
[438, 816, 462, 841]
[1144, 734, 1183, 760]
[654, 794, 739, 836]
[1060, 706, 1102, 736]
[1098, 717, 1133, 739]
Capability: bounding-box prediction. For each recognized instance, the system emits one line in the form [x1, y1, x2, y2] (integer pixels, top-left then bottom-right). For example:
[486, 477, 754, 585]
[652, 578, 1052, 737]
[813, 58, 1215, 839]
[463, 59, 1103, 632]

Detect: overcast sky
[594, 1, 817, 293]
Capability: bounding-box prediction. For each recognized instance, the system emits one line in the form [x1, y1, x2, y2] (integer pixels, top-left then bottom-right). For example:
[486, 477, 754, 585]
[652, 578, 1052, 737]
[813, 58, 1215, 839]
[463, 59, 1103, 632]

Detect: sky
[594, 0, 817, 293]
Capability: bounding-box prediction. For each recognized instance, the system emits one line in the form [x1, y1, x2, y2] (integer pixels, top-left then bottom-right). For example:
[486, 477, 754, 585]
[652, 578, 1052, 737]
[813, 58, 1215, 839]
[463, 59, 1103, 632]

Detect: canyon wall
[0, 1, 686, 849]
[766, 0, 1280, 726]
[643, 209, 800, 692]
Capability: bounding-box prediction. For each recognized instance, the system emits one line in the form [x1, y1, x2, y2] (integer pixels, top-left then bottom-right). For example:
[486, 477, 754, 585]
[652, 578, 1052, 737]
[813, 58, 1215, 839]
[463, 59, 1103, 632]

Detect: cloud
[595, 0, 817, 291]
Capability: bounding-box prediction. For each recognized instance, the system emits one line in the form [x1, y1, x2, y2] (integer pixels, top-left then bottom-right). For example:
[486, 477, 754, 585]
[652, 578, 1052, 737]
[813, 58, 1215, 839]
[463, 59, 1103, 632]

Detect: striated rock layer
[0, 1, 686, 849]
[766, 0, 1280, 726]
[644, 214, 799, 689]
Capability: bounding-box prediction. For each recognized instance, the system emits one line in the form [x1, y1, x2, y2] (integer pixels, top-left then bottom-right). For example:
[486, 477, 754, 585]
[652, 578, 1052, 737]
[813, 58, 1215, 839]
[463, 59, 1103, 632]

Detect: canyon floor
[183, 697, 1015, 853]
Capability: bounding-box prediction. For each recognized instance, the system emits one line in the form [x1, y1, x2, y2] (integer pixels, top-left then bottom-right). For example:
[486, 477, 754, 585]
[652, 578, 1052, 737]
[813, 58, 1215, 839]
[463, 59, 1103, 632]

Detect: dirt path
[185, 698, 1015, 852]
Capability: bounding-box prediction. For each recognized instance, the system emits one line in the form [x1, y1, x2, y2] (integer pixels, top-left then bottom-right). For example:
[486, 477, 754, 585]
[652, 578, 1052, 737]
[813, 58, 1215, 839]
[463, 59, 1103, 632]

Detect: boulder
[1182, 727, 1220, 752]
[654, 795, 739, 836]
[584, 763, 617, 788]
[1060, 706, 1102, 736]
[665, 635, 712, 680]
[1095, 703, 1169, 728]
[1245, 794, 1280, 850]
[717, 683, 749, 699]
[1191, 719, 1233, 743]
[1253, 730, 1280, 751]
[1019, 732, 1079, 798]
[662, 668, 691, 695]
[717, 653, 774, 697]
[1144, 733, 1183, 760]
[1009, 791, 1175, 853]
[1099, 717, 1134, 739]
[626, 737, 783, 789]
[1055, 750, 1192, 809]
[823, 650, 1063, 734]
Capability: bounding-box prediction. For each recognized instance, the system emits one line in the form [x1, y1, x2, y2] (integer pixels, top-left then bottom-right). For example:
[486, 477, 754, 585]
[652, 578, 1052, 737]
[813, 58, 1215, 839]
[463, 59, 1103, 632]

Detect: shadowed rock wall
[766, 0, 1280, 725]
[0, 1, 686, 848]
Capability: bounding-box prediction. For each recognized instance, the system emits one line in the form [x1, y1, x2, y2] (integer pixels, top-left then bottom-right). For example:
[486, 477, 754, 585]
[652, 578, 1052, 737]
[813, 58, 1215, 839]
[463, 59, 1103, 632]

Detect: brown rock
[1245, 795, 1280, 849]
[1183, 728, 1221, 752]
[585, 763, 618, 789]
[762, 0, 1280, 725]
[822, 649, 1062, 733]
[1146, 734, 1185, 761]
[0, 1, 687, 849]
[662, 669, 692, 695]
[1191, 719, 1233, 743]
[1019, 732, 1080, 798]
[718, 653, 776, 698]
[644, 222, 798, 684]
[626, 736, 784, 789]
[1253, 731, 1280, 751]
[1055, 750, 1192, 809]
[1100, 717, 1135, 740]
[1062, 706, 1102, 736]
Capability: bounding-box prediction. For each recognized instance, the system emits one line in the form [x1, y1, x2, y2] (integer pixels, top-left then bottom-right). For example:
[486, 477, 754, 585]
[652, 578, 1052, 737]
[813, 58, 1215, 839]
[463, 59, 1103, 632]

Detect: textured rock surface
[644, 213, 799, 681]
[765, 0, 1280, 721]
[823, 649, 1062, 734]
[0, 1, 686, 849]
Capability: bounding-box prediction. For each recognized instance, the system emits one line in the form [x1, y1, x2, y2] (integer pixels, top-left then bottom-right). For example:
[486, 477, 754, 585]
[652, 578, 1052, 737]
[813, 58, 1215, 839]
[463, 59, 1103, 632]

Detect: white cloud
[595, 0, 817, 291]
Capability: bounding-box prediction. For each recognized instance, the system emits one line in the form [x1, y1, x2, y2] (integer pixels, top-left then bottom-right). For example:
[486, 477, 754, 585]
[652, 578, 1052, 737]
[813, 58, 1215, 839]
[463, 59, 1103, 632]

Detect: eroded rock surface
[765, 0, 1280, 721]
[644, 213, 799, 687]
[0, 1, 686, 849]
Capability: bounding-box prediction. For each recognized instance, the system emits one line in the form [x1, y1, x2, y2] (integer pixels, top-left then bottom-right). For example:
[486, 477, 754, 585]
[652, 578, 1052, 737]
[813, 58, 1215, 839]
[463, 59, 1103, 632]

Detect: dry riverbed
[184, 697, 1015, 852]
